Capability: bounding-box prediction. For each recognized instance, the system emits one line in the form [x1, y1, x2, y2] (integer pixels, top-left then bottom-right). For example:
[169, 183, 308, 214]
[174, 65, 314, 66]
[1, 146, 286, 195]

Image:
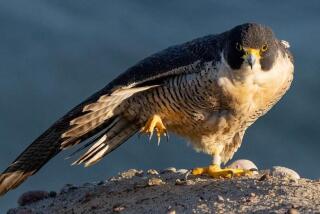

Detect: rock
[7, 208, 34, 214]
[147, 169, 159, 175]
[175, 179, 185, 185]
[161, 167, 177, 174]
[147, 178, 165, 186]
[167, 206, 176, 214]
[60, 184, 78, 194]
[17, 190, 49, 206]
[113, 204, 126, 212]
[49, 191, 57, 198]
[176, 169, 189, 174]
[167, 210, 176, 214]
[175, 179, 195, 186]
[217, 195, 224, 202]
[227, 159, 258, 171]
[286, 208, 300, 214]
[120, 169, 144, 178]
[271, 166, 300, 180]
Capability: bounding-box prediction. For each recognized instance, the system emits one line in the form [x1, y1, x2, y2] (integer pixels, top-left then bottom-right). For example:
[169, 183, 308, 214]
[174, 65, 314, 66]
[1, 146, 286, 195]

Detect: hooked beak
[242, 48, 260, 70]
[247, 54, 256, 69]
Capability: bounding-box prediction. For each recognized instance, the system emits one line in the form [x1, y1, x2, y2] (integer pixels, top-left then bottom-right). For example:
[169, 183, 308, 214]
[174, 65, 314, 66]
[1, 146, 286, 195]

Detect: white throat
[216, 51, 294, 113]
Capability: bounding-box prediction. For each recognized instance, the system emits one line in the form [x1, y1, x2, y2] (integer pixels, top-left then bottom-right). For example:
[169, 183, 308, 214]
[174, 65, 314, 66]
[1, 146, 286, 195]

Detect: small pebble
[167, 210, 176, 214]
[175, 179, 195, 186]
[18, 191, 49, 206]
[161, 167, 177, 174]
[286, 208, 300, 214]
[167, 206, 176, 214]
[147, 178, 165, 186]
[175, 179, 185, 185]
[60, 184, 78, 194]
[291, 204, 299, 209]
[120, 169, 143, 178]
[271, 166, 300, 180]
[113, 205, 125, 212]
[176, 169, 189, 174]
[217, 195, 224, 202]
[147, 169, 159, 175]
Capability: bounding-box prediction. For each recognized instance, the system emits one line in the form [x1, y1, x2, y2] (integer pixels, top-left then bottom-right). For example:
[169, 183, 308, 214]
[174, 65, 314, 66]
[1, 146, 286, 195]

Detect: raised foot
[140, 114, 168, 145]
[192, 164, 254, 178]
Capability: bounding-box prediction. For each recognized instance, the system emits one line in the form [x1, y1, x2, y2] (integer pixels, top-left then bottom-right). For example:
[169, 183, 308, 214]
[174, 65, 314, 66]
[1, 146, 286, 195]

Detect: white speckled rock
[226, 159, 258, 171]
[176, 169, 189, 174]
[161, 167, 177, 173]
[271, 166, 300, 180]
[147, 169, 159, 175]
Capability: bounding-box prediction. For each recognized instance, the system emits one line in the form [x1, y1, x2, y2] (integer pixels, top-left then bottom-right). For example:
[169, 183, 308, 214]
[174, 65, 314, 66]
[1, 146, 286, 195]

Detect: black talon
[157, 135, 161, 146]
[148, 132, 153, 143]
[166, 131, 170, 143]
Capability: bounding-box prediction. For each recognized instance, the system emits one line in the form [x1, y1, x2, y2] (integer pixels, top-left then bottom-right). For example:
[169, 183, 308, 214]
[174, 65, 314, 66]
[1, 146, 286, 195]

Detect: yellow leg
[192, 164, 254, 179]
[140, 115, 168, 145]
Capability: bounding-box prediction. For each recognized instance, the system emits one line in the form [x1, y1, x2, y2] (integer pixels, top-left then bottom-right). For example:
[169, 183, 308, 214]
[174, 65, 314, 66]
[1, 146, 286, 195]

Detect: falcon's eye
[235, 43, 243, 51]
[261, 44, 268, 52]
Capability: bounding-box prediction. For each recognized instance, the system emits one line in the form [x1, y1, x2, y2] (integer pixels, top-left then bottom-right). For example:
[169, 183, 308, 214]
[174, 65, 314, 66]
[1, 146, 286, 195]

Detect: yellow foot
[192, 164, 254, 179]
[140, 114, 168, 145]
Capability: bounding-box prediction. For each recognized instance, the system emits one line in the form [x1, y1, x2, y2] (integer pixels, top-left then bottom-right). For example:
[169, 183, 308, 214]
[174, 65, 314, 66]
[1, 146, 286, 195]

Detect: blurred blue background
[1, 0, 320, 211]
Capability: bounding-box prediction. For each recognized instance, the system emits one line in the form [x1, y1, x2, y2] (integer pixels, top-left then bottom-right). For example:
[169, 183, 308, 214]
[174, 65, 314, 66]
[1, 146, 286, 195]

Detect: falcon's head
[224, 23, 278, 71]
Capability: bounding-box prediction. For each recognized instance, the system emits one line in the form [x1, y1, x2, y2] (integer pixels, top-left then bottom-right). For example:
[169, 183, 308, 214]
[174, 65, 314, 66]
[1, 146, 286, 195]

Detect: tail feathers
[0, 132, 61, 196]
[72, 117, 138, 167]
[0, 171, 33, 196]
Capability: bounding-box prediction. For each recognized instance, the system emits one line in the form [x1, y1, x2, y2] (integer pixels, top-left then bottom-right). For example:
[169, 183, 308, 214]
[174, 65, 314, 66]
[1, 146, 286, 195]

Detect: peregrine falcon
[0, 23, 294, 195]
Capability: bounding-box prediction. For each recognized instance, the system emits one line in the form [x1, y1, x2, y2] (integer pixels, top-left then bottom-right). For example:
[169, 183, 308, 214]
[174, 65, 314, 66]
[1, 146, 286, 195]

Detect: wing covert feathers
[60, 86, 157, 149]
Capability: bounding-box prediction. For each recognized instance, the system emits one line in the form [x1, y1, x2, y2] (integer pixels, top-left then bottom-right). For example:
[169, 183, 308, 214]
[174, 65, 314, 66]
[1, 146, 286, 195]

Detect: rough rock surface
[7, 168, 320, 214]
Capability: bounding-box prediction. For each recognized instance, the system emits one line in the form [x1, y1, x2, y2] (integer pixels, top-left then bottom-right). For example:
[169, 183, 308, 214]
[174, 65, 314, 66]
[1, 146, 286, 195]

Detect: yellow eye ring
[261, 44, 268, 52]
[236, 43, 243, 51]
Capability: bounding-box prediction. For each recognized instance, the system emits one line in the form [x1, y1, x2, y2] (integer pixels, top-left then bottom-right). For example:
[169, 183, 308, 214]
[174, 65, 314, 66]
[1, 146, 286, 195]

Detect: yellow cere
[242, 48, 261, 59]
